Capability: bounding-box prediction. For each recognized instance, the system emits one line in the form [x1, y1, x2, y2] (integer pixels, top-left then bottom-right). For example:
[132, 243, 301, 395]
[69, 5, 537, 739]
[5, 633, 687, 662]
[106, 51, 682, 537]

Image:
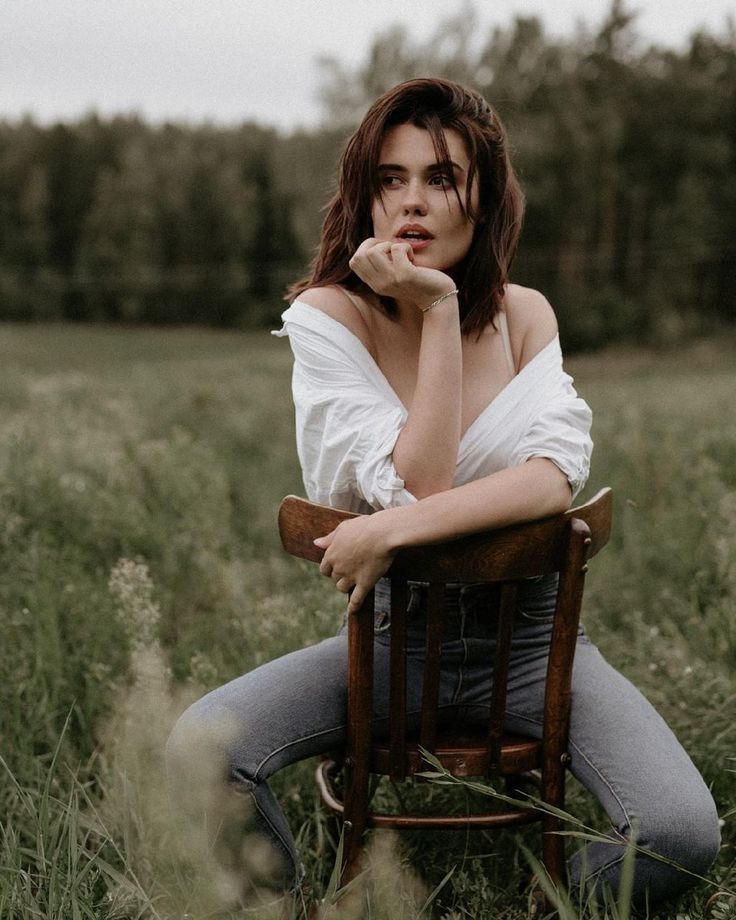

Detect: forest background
[2, 1, 736, 349]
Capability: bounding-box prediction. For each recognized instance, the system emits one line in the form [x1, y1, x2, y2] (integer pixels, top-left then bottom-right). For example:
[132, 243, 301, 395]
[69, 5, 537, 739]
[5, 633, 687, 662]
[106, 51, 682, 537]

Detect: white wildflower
[108, 557, 165, 687]
[108, 557, 160, 650]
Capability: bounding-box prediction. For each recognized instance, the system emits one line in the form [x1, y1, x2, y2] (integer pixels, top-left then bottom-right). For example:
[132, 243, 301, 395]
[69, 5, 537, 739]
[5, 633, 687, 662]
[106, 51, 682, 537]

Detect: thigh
[563, 637, 715, 839]
[174, 632, 394, 783]
[506, 634, 716, 838]
[179, 636, 349, 781]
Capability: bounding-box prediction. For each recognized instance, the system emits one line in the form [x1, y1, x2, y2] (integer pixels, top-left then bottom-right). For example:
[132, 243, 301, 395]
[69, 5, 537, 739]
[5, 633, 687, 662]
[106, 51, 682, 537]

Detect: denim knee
[165, 701, 248, 812]
[634, 788, 721, 884]
[570, 795, 720, 908]
[166, 703, 300, 893]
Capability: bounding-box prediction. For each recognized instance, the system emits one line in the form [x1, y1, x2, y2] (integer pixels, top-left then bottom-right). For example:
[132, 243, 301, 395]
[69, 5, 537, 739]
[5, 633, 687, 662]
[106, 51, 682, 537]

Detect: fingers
[314, 529, 335, 550]
[389, 242, 415, 272]
[319, 565, 353, 595]
[349, 238, 417, 293]
[366, 240, 412, 271]
[313, 514, 392, 612]
[351, 237, 381, 259]
[317, 545, 353, 594]
[347, 585, 367, 615]
[390, 240, 412, 258]
[316, 530, 335, 580]
[350, 236, 454, 306]
[348, 238, 386, 278]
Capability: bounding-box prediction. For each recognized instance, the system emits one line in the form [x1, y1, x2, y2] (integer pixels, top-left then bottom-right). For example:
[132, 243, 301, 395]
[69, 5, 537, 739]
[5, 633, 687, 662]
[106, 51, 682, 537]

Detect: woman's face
[371, 122, 477, 272]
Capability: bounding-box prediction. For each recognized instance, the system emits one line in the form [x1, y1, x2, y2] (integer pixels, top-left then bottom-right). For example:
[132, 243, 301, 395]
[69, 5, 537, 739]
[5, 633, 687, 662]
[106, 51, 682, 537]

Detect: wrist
[369, 506, 406, 554]
[421, 288, 459, 314]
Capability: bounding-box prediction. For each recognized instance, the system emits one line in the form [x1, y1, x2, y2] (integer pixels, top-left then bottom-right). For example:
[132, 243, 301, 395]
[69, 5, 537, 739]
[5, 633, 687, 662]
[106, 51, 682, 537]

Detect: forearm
[391, 298, 462, 497]
[378, 458, 573, 551]
[316, 457, 573, 613]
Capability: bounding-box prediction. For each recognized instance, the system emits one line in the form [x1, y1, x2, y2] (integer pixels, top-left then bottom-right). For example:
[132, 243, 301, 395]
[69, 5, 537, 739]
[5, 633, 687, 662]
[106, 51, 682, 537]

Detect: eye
[380, 175, 402, 188]
[429, 173, 454, 188]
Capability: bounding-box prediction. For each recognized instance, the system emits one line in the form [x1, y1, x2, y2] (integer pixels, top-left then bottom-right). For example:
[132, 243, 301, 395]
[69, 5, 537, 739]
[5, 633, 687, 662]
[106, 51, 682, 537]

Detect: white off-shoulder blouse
[273, 300, 593, 514]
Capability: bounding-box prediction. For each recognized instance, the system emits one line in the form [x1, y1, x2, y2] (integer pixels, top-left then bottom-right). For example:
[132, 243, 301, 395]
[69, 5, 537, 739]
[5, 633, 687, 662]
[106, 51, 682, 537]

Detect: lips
[393, 224, 434, 251]
[394, 223, 434, 242]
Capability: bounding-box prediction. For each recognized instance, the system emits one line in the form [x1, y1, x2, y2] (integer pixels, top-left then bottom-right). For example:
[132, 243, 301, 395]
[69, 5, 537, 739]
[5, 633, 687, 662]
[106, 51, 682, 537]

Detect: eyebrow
[377, 161, 465, 173]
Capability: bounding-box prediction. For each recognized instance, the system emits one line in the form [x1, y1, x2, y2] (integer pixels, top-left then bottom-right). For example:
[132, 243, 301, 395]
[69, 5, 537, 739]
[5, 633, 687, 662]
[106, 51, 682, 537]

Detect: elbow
[392, 432, 458, 501]
[555, 479, 574, 513]
[404, 474, 455, 501]
[527, 458, 574, 515]
[394, 456, 455, 501]
[550, 470, 574, 514]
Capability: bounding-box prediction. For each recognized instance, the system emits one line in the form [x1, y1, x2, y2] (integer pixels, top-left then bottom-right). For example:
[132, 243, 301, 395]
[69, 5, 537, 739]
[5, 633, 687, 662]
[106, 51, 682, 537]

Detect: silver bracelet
[421, 288, 459, 313]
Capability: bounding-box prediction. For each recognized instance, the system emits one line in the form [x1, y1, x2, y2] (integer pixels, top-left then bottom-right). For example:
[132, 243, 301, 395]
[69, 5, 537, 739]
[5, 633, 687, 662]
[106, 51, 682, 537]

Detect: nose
[401, 178, 428, 215]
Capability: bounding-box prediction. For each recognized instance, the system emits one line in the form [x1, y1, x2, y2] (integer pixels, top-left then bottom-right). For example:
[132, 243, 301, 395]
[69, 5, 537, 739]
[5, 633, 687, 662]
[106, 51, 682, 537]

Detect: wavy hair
[287, 78, 524, 335]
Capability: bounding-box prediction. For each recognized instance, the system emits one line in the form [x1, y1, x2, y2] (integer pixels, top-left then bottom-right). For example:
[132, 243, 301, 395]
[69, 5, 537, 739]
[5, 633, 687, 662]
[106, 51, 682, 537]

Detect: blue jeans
[166, 576, 720, 905]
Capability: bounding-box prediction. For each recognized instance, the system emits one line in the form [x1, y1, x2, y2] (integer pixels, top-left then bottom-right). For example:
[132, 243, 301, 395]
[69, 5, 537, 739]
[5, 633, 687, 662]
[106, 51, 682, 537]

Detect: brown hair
[287, 78, 524, 335]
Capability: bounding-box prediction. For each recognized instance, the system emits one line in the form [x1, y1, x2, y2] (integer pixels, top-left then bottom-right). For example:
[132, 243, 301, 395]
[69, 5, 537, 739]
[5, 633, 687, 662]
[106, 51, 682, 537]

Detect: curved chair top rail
[279, 487, 612, 584]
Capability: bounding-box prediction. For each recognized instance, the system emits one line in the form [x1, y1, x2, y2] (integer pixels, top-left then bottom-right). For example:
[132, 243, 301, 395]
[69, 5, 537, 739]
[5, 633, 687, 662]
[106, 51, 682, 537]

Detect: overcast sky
[3, 0, 734, 131]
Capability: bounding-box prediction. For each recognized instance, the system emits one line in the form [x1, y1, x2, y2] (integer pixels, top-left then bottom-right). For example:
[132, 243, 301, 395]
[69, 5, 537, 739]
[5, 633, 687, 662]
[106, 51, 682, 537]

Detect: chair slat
[540, 519, 591, 882]
[419, 583, 444, 757]
[389, 580, 408, 781]
[542, 519, 590, 801]
[487, 582, 517, 775]
[344, 589, 376, 869]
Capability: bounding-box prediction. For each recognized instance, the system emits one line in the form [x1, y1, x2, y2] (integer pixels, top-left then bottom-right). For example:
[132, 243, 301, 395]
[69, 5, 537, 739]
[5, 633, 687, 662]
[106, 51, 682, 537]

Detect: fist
[349, 238, 455, 309]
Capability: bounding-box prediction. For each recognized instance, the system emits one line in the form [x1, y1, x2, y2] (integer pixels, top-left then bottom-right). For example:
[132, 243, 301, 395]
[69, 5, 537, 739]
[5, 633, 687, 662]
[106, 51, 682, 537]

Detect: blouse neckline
[285, 298, 560, 445]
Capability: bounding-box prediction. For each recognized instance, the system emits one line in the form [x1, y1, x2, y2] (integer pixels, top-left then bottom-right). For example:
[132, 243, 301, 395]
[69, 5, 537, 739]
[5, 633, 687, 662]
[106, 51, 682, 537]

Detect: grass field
[1, 323, 735, 919]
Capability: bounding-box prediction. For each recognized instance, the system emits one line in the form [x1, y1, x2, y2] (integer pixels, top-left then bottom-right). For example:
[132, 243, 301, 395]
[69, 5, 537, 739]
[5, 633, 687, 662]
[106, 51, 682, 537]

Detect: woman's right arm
[389, 292, 462, 497]
[300, 242, 464, 499]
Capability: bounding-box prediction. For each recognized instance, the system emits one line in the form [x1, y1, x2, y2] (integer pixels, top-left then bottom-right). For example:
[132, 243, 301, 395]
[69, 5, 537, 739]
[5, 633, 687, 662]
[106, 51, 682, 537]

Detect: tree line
[1, 1, 734, 347]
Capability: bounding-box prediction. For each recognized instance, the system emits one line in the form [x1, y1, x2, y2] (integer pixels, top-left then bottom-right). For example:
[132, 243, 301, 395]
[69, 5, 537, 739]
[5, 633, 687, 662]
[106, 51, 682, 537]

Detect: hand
[348, 238, 456, 311]
[313, 513, 396, 615]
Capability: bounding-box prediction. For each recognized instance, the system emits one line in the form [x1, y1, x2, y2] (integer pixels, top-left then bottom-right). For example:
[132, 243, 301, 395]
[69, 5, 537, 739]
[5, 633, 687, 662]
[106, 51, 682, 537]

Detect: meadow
[1, 323, 734, 919]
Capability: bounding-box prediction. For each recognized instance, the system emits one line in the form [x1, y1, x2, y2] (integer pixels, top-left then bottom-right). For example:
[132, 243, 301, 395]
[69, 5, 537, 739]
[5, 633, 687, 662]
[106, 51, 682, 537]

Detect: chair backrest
[279, 489, 613, 782]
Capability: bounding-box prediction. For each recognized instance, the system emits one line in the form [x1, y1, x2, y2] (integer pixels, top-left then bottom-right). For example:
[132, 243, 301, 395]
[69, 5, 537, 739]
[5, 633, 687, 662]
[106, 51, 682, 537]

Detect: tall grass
[1, 324, 734, 918]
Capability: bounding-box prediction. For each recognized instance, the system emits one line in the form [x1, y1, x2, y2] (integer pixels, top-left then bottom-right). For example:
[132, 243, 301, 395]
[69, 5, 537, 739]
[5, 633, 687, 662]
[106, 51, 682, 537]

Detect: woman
[167, 78, 719, 907]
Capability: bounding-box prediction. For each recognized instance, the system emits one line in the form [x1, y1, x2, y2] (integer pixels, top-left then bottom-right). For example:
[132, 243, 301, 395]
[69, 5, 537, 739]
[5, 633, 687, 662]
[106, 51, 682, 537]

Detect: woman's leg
[166, 632, 392, 889]
[504, 631, 721, 906]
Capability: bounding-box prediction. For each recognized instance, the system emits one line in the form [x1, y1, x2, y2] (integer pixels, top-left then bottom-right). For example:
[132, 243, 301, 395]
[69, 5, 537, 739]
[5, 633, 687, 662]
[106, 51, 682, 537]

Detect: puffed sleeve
[507, 341, 593, 499]
[273, 304, 417, 512]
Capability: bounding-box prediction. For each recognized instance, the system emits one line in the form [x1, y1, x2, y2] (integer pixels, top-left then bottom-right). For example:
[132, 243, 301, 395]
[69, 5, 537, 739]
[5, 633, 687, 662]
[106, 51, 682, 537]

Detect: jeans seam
[250, 788, 298, 872]
[452, 637, 468, 705]
[254, 701, 464, 780]
[254, 724, 346, 780]
[505, 707, 634, 831]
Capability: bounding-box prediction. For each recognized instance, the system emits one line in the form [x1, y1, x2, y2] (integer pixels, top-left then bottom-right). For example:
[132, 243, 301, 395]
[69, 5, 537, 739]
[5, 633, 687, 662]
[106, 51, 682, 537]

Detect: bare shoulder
[502, 284, 558, 370]
[295, 286, 373, 352]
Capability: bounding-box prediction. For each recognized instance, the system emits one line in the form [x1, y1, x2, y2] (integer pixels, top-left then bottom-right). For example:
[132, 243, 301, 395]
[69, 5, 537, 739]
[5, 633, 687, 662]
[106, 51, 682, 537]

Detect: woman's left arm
[316, 457, 571, 613]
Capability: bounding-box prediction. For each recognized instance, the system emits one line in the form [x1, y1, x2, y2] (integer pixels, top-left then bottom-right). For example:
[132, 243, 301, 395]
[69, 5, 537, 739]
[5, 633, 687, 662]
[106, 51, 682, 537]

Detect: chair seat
[370, 727, 542, 777]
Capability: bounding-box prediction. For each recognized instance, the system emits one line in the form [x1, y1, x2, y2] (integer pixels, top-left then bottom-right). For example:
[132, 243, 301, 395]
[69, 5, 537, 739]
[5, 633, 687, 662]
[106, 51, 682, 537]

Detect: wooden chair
[278, 488, 613, 888]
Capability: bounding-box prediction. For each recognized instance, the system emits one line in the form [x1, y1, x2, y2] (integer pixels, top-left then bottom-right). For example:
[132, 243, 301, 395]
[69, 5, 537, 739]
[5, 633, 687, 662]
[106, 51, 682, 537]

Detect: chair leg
[340, 757, 370, 887]
[340, 831, 365, 887]
[541, 758, 567, 888]
[542, 815, 566, 885]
